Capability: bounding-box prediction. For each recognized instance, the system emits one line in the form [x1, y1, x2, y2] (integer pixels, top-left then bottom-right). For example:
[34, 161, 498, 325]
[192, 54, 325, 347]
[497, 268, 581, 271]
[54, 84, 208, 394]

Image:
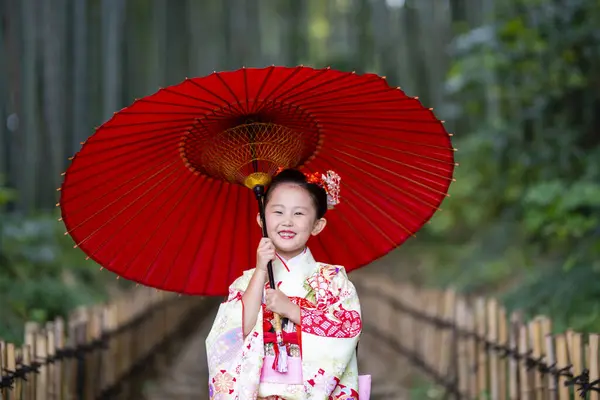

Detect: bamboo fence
[0, 287, 210, 400]
[358, 277, 600, 400]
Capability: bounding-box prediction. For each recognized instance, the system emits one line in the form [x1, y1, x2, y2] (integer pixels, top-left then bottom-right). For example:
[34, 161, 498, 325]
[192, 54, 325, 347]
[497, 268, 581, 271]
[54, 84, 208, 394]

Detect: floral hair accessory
[274, 167, 341, 209]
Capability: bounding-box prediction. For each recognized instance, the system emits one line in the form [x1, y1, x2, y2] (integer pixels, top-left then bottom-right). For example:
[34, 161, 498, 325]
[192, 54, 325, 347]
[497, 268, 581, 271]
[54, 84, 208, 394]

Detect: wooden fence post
[589, 334, 599, 400]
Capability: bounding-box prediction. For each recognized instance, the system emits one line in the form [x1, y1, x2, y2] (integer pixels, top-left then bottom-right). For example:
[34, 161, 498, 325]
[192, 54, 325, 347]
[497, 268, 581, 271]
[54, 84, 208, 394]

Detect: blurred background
[0, 0, 599, 377]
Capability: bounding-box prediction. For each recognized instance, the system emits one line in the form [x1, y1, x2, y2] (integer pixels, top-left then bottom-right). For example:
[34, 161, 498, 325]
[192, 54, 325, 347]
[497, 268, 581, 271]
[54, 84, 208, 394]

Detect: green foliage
[0, 181, 131, 343]
[415, 0, 600, 331]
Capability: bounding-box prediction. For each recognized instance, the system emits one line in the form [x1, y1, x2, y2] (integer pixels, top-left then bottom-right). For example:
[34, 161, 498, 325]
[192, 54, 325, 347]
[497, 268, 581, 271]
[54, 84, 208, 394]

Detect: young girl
[206, 168, 364, 399]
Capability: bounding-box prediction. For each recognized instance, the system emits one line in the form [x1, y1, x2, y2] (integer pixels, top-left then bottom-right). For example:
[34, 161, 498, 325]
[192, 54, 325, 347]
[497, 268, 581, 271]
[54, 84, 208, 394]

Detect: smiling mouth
[278, 231, 296, 239]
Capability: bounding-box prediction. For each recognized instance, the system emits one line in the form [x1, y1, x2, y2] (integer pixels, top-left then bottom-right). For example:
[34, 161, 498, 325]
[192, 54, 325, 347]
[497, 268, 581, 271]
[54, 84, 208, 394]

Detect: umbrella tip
[57, 217, 62, 222]
[56, 202, 60, 207]
[396, 86, 401, 90]
[99, 267, 103, 270]
[455, 162, 460, 166]
[413, 96, 419, 100]
[448, 133, 454, 137]
[452, 178, 457, 182]
[68, 157, 74, 160]
[453, 148, 458, 151]
[61, 172, 66, 176]
[326, 66, 331, 69]
[56, 187, 61, 191]
[381, 76, 386, 79]
[441, 120, 446, 124]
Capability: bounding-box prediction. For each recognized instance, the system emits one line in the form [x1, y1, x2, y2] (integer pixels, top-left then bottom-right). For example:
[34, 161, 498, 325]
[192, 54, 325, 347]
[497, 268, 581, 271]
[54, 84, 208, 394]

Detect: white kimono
[206, 248, 362, 399]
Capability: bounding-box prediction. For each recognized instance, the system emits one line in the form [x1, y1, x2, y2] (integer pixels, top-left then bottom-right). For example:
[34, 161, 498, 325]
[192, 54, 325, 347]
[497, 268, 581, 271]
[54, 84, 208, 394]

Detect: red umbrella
[59, 66, 455, 297]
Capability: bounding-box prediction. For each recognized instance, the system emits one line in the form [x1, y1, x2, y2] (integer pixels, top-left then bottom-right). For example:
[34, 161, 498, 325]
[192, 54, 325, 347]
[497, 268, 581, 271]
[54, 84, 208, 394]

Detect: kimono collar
[275, 247, 314, 272]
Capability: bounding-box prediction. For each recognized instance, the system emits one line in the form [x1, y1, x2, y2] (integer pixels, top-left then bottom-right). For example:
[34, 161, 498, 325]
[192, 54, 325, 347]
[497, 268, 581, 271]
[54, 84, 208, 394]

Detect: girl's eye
[273, 211, 283, 215]
[295, 212, 304, 216]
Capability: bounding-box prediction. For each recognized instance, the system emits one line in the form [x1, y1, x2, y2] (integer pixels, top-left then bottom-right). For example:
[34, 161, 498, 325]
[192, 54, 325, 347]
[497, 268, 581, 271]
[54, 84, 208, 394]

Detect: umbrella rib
[320, 152, 444, 209]
[100, 117, 198, 130]
[162, 85, 225, 109]
[332, 149, 452, 198]
[293, 87, 408, 109]
[70, 161, 181, 248]
[180, 181, 229, 294]
[320, 118, 443, 131]
[259, 67, 329, 108]
[270, 72, 373, 109]
[70, 129, 184, 170]
[208, 183, 240, 294]
[154, 179, 219, 291]
[312, 154, 420, 236]
[326, 162, 423, 219]
[343, 182, 415, 237]
[253, 66, 305, 114]
[337, 143, 455, 183]
[196, 182, 232, 294]
[318, 115, 443, 125]
[302, 97, 411, 110]
[85, 122, 192, 143]
[186, 78, 245, 115]
[249, 65, 275, 114]
[325, 126, 454, 152]
[324, 136, 456, 166]
[134, 98, 216, 111]
[137, 96, 241, 120]
[68, 145, 179, 193]
[214, 72, 244, 113]
[308, 107, 427, 114]
[83, 165, 197, 263]
[125, 174, 206, 286]
[243, 67, 249, 114]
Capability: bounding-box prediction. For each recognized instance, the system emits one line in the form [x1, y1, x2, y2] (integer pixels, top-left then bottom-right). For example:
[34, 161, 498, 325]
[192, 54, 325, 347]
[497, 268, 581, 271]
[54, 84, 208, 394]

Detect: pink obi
[260, 332, 371, 399]
[260, 355, 304, 385]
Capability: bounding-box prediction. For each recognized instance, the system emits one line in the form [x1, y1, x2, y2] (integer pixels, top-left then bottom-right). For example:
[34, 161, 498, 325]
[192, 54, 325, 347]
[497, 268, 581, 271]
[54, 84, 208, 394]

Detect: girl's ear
[311, 218, 327, 236]
[256, 212, 263, 229]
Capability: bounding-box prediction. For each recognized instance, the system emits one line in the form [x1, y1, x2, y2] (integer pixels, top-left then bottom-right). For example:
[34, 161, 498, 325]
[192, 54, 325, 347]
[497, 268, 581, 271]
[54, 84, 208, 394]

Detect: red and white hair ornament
[275, 167, 341, 209]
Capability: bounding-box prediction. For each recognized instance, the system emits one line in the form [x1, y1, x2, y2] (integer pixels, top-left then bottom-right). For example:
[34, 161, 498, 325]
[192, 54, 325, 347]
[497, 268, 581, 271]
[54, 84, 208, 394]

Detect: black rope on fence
[0, 295, 187, 393]
[359, 286, 600, 399]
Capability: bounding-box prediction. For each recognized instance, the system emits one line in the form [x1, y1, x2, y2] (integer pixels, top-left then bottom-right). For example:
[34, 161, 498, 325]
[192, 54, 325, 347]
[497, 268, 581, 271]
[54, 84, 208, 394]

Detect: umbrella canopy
[59, 66, 455, 296]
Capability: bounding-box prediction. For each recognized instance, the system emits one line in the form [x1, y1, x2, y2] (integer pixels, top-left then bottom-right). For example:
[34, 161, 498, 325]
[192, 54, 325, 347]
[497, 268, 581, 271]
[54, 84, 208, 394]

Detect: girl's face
[258, 183, 326, 260]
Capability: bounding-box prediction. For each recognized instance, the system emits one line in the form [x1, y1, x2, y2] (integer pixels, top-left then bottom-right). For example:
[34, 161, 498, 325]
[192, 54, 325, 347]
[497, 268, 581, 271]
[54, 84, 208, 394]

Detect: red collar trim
[275, 248, 307, 272]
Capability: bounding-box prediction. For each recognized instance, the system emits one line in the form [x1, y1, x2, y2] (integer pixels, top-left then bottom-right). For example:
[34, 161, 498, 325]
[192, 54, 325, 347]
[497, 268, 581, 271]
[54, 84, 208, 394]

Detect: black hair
[265, 168, 328, 219]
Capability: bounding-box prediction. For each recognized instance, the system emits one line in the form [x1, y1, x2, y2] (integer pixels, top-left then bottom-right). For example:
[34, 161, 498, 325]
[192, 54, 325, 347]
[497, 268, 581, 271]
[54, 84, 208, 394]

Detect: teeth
[279, 232, 295, 238]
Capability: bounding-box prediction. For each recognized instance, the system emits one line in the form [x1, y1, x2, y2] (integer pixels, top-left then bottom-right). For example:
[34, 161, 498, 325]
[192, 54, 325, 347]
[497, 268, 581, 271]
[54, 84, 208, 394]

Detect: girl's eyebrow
[268, 203, 309, 210]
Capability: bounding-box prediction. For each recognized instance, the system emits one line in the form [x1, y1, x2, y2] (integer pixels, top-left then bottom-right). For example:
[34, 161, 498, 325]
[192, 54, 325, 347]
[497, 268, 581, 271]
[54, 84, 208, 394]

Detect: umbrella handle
[253, 185, 277, 289]
[253, 185, 286, 331]
[253, 185, 289, 372]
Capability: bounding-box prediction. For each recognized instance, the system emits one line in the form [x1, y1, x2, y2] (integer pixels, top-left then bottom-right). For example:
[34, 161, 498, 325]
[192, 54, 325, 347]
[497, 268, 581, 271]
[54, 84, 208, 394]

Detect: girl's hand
[265, 289, 297, 318]
[256, 238, 276, 275]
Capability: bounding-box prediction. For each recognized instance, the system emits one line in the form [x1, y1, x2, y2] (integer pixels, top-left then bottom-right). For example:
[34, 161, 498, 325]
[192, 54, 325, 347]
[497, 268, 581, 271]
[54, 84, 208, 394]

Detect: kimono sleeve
[300, 265, 362, 399]
[205, 269, 265, 399]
